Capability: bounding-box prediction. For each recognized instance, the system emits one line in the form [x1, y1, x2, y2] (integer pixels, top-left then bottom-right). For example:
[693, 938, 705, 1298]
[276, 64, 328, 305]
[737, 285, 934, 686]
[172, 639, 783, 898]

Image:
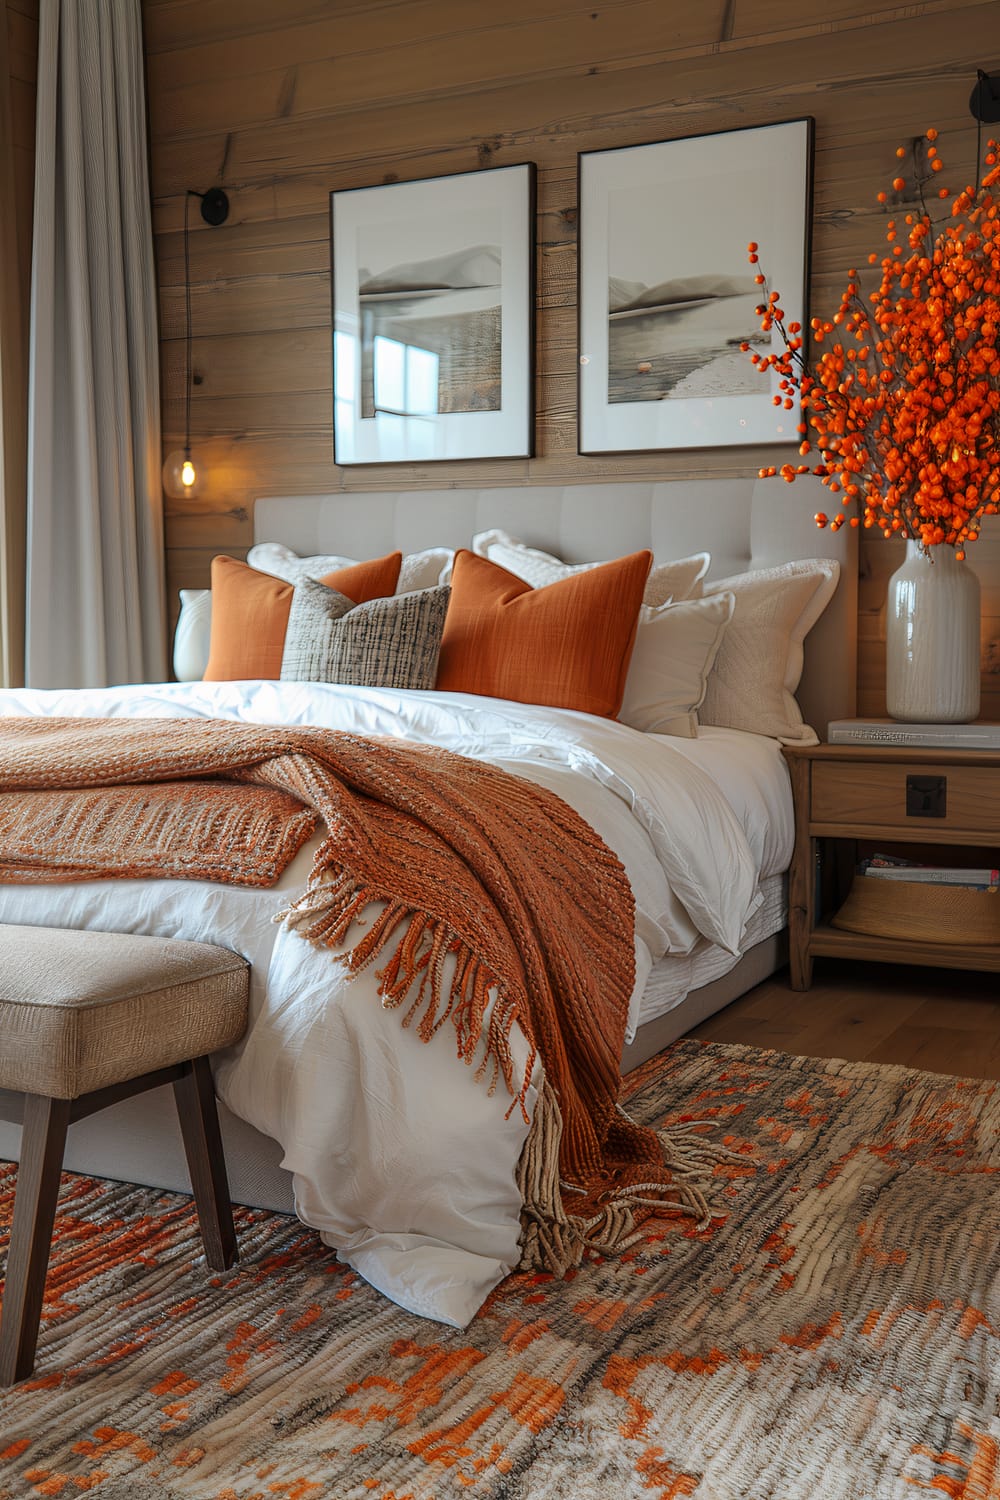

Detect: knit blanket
[0, 716, 722, 1273]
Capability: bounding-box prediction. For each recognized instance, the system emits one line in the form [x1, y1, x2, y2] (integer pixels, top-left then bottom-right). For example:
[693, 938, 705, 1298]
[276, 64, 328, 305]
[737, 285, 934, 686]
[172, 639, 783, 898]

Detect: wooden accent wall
[0, 0, 36, 687]
[143, 0, 999, 714]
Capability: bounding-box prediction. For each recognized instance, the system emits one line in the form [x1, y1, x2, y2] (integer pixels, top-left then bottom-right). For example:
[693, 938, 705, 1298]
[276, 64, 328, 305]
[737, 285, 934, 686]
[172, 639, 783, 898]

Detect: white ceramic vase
[885, 540, 981, 722]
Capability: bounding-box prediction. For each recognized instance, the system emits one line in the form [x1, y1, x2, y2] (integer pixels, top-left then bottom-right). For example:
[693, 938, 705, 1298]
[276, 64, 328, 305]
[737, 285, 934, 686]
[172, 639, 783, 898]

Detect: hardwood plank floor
[689, 959, 1000, 1081]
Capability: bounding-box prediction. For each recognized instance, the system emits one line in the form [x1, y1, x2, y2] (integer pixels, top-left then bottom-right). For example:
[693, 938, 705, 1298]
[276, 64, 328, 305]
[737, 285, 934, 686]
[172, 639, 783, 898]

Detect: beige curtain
[0, 2, 32, 689]
[25, 0, 166, 688]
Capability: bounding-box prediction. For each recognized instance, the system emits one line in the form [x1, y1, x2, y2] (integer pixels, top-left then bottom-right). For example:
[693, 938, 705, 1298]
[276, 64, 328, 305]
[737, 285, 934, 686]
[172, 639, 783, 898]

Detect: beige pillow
[471, 529, 709, 607]
[700, 559, 840, 743]
[619, 593, 734, 736]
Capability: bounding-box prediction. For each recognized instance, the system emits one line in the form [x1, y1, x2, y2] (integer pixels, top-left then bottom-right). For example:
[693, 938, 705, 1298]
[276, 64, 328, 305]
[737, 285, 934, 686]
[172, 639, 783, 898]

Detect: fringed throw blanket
[0, 716, 721, 1273]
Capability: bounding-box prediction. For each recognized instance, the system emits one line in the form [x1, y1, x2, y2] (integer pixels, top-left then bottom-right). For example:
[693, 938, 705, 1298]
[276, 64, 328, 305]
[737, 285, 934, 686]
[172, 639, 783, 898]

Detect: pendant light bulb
[162, 185, 229, 502]
[162, 448, 202, 500]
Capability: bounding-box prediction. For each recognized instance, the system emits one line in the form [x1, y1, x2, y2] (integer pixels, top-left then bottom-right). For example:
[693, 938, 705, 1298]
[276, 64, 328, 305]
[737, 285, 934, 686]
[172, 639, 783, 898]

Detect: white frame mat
[331, 162, 536, 465]
[578, 119, 813, 455]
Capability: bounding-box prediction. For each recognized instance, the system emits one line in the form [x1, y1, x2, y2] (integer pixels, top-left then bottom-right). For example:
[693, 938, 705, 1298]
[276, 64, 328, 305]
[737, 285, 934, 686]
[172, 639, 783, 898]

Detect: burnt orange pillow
[203, 551, 402, 680]
[436, 548, 652, 717]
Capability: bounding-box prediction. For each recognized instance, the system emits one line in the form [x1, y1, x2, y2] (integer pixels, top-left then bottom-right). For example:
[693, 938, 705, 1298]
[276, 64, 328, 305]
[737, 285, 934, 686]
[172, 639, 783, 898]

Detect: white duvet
[0, 680, 763, 1326]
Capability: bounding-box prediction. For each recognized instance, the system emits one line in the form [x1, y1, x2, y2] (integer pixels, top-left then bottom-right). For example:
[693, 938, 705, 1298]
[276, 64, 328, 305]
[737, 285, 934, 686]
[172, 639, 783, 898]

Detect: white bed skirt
[0, 883, 788, 1216]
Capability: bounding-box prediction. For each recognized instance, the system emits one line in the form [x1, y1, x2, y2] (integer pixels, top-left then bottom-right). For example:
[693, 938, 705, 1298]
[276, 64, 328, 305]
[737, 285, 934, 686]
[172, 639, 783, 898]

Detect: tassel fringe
[278, 872, 535, 1122]
[281, 872, 733, 1282]
[516, 1079, 739, 1276]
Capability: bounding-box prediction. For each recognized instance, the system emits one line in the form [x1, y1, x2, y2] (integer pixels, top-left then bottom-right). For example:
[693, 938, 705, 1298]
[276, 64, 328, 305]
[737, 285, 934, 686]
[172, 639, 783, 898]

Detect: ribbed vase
[885, 540, 981, 723]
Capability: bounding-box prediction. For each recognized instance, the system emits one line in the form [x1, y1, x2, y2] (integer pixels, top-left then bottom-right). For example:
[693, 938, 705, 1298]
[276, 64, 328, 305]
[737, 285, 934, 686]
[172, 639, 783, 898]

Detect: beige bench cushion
[0, 926, 249, 1099]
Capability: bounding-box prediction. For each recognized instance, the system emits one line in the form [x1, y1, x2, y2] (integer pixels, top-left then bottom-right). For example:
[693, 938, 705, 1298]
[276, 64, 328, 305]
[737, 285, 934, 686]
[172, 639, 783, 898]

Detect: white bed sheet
[638, 873, 788, 1029]
[0, 681, 773, 1326]
[664, 726, 794, 880]
[631, 729, 793, 1030]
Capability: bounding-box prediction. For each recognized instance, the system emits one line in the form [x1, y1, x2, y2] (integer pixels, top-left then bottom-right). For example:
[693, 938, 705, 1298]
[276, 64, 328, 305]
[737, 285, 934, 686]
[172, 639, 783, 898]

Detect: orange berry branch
[744, 130, 1000, 559]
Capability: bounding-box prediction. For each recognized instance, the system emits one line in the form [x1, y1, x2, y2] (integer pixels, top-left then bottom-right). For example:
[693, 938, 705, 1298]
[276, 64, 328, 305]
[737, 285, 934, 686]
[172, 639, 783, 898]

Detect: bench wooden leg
[172, 1057, 238, 1273]
[0, 1095, 71, 1386]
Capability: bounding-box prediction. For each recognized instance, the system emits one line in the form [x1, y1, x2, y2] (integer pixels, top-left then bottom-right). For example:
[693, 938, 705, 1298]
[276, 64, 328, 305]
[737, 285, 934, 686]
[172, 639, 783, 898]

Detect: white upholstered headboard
[253, 475, 858, 735]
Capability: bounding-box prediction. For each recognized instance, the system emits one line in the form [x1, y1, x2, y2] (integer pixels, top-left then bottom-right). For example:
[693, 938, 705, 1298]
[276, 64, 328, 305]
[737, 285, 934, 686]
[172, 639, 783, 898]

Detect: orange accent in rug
[1, 1040, 999, 1498]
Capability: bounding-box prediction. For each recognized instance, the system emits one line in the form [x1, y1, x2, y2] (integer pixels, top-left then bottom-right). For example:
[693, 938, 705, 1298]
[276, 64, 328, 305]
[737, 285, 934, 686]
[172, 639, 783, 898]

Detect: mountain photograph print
[578, 120, 812, 454]
[606, 264, 764, 405]
[357, 240, 502, 419]
[331, 164, 535, 464]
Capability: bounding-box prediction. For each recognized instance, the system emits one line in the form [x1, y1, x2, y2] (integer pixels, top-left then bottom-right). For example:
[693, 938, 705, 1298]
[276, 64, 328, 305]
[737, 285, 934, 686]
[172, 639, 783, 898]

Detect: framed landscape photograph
[578, 119, 813, 454]
[331, 162, 536, 465]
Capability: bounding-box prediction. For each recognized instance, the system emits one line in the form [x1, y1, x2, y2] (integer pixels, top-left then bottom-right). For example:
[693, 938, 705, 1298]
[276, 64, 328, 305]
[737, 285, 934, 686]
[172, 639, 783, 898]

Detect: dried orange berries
[742, 131, 1000, 547]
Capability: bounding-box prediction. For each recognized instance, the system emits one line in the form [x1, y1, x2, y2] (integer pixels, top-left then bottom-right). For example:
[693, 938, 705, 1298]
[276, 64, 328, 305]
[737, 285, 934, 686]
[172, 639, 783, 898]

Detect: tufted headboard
[253, 475, 858, 735]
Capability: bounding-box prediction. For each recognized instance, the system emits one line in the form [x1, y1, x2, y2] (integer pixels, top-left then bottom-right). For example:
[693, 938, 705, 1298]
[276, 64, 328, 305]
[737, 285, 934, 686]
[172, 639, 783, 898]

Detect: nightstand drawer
[811, 761, 1000, 834]
[783, 741, 1000, 989]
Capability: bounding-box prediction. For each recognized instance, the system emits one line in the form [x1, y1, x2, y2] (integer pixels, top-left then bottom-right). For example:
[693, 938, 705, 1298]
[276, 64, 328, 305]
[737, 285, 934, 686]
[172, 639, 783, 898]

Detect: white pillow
[247, 541, 452, 595]
[172, 589, 212, 681]
[700, 559, 840, 743]
[619, 593, 734, 736]
[471, 529, 709, 608]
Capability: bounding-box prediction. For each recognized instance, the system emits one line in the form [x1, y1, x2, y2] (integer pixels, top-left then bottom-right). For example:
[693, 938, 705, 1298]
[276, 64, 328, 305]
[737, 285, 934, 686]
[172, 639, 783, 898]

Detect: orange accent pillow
[319, 553, 402, 605]
[203, 552, 403, 681]
[436, 548, 652, 717]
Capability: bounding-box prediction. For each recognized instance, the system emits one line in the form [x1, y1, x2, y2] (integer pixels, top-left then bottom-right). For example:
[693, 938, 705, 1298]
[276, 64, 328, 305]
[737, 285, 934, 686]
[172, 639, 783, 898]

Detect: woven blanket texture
[1, 1039, 997, 1499]
[0, 715, 710, 1272]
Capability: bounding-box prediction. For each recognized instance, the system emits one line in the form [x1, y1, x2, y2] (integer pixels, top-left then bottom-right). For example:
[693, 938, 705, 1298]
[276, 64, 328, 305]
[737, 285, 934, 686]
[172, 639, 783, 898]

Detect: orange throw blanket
[0, 716, 720, 1273]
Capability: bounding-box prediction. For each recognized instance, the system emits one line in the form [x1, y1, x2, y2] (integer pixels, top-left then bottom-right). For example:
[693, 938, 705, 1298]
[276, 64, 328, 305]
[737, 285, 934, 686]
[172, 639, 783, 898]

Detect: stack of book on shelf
[860, 854, 999, 891]
[832, 854, 1000, 945]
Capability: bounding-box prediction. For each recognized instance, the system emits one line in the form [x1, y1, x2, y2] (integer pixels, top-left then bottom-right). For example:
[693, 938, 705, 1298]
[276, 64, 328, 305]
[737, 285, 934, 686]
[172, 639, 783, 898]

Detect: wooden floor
[689, 958, 1000, 1081]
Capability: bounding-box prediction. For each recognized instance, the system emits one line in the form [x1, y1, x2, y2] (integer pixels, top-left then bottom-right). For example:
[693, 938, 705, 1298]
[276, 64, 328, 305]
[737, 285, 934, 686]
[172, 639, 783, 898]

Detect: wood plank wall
[142, 0, 1000, 715]
[0, 0, 37, 688]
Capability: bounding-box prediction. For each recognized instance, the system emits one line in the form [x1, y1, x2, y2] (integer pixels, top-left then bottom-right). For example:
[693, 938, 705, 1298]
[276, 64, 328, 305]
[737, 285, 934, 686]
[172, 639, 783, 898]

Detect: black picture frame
[330, 162, 536, 465]
[577, 119, 814, 455]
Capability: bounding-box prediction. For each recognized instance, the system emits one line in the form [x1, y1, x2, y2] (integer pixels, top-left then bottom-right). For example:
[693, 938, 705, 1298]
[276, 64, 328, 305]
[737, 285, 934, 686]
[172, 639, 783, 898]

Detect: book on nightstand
[859, 853, 999, 890]
[827, 719, 1000, 750]
[864, 865, 999, 887]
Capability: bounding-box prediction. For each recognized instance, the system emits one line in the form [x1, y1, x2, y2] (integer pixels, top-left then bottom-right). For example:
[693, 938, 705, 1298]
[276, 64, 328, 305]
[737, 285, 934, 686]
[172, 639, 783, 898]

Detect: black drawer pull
[906, 775, 947, 818]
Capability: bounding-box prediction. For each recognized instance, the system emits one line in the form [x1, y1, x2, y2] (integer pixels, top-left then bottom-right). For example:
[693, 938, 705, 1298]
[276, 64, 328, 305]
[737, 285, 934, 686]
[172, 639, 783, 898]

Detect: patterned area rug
[1, 1038, 998, 1499]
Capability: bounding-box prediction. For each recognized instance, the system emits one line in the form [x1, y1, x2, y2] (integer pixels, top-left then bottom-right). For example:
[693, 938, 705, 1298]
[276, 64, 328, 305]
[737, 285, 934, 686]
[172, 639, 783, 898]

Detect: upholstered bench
[0, 924, 250, 1385]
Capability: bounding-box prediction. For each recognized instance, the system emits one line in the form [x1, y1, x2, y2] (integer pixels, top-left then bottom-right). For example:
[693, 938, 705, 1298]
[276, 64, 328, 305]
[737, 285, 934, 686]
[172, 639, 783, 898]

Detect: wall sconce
[162, 187, 231, 500]
[970, 69, 1000, 123]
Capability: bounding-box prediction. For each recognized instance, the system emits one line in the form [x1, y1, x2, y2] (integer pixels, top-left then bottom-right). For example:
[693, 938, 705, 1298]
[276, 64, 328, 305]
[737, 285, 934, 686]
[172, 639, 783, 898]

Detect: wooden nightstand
[782, 742, 1000, 990]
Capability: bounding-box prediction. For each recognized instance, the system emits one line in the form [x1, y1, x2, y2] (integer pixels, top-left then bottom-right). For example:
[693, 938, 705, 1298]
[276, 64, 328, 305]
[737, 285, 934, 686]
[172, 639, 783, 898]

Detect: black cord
[184, 189, 196, 461]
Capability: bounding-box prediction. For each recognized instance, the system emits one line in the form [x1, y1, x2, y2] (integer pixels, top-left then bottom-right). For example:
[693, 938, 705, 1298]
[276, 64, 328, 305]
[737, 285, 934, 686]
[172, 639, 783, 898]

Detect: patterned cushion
[280, 578, 450, 689]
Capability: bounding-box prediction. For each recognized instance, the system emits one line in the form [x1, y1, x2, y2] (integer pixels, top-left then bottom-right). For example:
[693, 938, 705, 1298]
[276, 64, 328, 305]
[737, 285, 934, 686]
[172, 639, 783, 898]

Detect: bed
[0, 476, 856, 1328]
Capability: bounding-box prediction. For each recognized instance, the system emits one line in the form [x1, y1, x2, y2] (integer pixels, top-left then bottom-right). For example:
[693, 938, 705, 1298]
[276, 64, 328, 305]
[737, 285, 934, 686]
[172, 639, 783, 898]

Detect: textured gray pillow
[280, 577, 450, 688]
